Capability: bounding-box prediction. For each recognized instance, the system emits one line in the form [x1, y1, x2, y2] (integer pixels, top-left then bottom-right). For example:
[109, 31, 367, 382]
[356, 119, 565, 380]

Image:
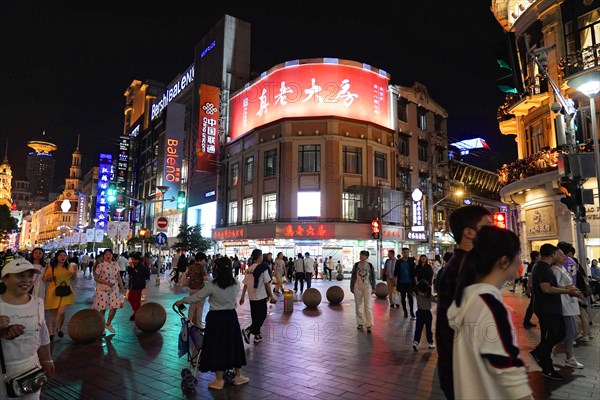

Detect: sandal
[208, 380, 224, 390]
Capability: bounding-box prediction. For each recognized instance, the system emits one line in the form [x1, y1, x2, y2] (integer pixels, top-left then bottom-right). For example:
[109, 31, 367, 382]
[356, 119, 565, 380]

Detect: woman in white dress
[92, 249, 125, 334]
[29, 248, 47, 300]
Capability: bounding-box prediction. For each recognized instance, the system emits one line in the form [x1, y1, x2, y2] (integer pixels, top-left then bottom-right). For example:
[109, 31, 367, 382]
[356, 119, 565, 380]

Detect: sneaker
[57, 331, 64, 338]
[542, 370, 565, 381]
[428, 343, 435, 349]
[410, 314, 416, 320]
[565, 358, 584, 369]
[395, 304, 399, 308]
[208, 380, 224, 390]
[253, 334, 263, 344]
[241, 328, 251, 344]
[412, 341, 418, 352]
[389, 304, 394, 308]
[129, 315, 135, 321]
[529, 350, 541, 367]
[366, 327, 371, 333]
[105, 324, 115, 333]
[233, 375, 250, 386]
[357, 325, 363, 330]
[404, 312, 408, 318]
[141, 295, 146, 301]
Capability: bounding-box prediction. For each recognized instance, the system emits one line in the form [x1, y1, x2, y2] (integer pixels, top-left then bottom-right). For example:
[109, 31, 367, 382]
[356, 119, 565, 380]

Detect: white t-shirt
[552, 265, 580, 316]
[243, 264, 271, 301]
[0, 295, 50, 387]
[274, 258, 285, 276]
[304, 257, 315, 273]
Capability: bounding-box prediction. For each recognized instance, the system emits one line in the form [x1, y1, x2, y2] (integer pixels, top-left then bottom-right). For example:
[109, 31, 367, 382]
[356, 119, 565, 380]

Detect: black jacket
[393, 257, 416, 286]
[416, 263, 434, 285]
[128, 263, 150, 290]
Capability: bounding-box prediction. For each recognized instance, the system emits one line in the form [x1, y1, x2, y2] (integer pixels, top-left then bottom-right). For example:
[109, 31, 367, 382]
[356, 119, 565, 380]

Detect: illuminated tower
[26, 131, 57, 201]
[0, 142, 12, 208]
[64, 135, 82, 192]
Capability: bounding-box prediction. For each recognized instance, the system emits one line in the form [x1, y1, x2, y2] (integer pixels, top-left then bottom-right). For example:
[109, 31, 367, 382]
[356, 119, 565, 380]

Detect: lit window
[228, 201, 238, 225]
[243, 198, 253, 223]
[230, 163, 239, 186]
[244, 157, 254, 182]
[342, 192, 361, 220]
[343, 146, 362, 174]
[297, 192, 320, 217]
[262, 194, 277, 221]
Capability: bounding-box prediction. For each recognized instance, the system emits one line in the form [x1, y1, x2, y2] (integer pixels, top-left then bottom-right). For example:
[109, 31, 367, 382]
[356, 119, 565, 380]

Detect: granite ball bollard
[375, 282, 388, 299]
[336, 273, 344, 281]
[135, 302, 167, 332]
[326, 285, 344, 305]
[68, 309, 105, 344]
[302, 288, 322, 308]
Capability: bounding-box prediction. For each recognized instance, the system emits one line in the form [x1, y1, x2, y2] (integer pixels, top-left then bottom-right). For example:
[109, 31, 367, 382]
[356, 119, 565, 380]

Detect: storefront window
[297, 191, 320, 217]
[342, 192, 362, 220]
[243, 198, 253, 223]
[262, 194, 277, 221]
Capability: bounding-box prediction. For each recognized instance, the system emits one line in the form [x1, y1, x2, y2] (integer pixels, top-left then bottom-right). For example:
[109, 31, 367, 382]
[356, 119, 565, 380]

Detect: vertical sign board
[162, 103, 185, 210]
[77, 193, 86, 227]
[116, 136, 130, 215]
[94, 154, 112, 231]
[196, 84, 220, 172]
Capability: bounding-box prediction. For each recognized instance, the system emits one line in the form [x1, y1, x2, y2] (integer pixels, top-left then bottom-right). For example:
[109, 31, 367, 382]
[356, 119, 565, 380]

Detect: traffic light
[371, 219, 380, 240]
[493, 212, 507, 229]
[491, 32, 524, 94]
[177, 191, 186, 210]
[107, 183, 117, 204]
[558, 178, 594, 214]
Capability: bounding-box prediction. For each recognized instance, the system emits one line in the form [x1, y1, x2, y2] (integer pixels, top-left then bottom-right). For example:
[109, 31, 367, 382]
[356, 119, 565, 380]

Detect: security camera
[551, 102, 562, 114]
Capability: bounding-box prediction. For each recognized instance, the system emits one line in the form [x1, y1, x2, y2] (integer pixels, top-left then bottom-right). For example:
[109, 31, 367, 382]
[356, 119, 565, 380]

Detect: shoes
[208, 380, 224, 390]
[129, 315, 135, 321]
[404, 312, 408, 318]
[565, 358, 584, 369]
[412, 341, 418, 352]
[49, 335, 54, 341]
[390, 304, 394, 308]
[105, 324, 115, 333]
[357, 325, 363, 330]
[542, 370, 565, 381]
[529, 350, 541, 367]
[523, 322, 537, 329]
[395, 304, 400, 308]
[410, 314, 416, 320]
[253, 334, 263, 344]
[242, 328, 251, 344]
[509, 289, 515, 293]
[57, 331, 64, 338]
[233, 375, 250, 386]
[141, 296, 146, 301]
[366, 327, 371, 333]
[428, 343, 435, 349]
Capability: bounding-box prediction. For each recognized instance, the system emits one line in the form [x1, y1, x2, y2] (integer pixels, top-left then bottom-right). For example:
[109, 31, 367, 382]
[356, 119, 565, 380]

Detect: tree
[171, 224, 213, 253]
[0, 204, 18, 242]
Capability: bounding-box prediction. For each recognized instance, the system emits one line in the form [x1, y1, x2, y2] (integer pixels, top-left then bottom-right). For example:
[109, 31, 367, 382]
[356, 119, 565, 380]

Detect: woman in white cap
[0, 258, 55, 399]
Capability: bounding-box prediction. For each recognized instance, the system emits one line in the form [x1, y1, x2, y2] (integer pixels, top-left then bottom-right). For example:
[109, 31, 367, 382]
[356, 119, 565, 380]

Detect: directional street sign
[155, 232, 168, 246]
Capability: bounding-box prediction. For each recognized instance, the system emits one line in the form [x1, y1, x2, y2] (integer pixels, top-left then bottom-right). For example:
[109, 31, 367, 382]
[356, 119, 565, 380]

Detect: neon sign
[196, 84, 220, 172]
[283, 224, 328, 238]
[213, 229, 245, 240]
[229, 59, 392, 141]
[200, 40, 216, 58]
[151, 64, 194, 120]
[94, 153, 112, 231]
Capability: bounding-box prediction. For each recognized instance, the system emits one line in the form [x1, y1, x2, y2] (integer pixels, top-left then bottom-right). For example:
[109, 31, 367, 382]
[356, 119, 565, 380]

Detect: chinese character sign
[116, 136, 129, 212]
[229, 62, 391, 140]
[197, 84, 220, 172]
[94, 153, 112, 231]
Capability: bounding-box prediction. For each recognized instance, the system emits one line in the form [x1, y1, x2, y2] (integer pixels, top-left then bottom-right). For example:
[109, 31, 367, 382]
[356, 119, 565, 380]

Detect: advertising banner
[162, 103, 185, 210]
[196, 84, 220, 172]
[94, 154, 112, 231]
[229, 61, 391, 140]
[116, 137, 129, 213]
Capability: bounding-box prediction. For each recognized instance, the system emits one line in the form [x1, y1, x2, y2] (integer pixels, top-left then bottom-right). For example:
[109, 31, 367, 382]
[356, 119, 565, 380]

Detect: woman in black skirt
[176, 257, 249, 390]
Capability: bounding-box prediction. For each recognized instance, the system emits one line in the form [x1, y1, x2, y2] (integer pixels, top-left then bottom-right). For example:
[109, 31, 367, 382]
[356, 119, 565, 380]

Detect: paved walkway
[39, 272, 600, 399]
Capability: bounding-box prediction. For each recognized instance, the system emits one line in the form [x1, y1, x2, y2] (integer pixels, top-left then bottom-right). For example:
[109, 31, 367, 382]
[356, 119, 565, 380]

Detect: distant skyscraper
[26, 131, 57, 202]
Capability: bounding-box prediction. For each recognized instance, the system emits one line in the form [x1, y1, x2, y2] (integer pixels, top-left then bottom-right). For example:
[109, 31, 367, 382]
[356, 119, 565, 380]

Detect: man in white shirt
[304, 252, 315, 289]
[240, 249, 276, 344]
[118, 252, 129, 280]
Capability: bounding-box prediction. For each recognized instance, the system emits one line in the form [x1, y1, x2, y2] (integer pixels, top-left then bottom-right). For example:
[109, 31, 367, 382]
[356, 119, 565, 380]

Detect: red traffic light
[493, 212, 507, 229]
[371, 219, 380, 239]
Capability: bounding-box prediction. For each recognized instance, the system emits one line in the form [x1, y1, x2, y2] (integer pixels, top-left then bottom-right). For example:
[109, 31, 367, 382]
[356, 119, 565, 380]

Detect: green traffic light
[177, 191, 186, 210]
[107, 183, 117, 204]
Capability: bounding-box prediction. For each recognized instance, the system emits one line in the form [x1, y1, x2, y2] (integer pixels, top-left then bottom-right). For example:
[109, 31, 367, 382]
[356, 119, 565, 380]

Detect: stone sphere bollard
[326, 285, 344, 305]
[68, 309, 105, 344]
[336, 272, 344, 281]
[302, 288, 322, 308]
[375, 282, 388, 299]
[135, 302, 167, 332]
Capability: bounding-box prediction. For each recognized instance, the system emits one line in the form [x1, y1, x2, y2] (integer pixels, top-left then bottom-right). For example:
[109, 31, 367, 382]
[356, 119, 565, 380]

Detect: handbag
[55, 281, 72, 297]
[0, 298, 48, 397]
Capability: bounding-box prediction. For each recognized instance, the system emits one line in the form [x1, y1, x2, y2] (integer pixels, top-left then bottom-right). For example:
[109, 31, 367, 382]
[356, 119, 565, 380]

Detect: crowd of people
[1, 204, 600, 397]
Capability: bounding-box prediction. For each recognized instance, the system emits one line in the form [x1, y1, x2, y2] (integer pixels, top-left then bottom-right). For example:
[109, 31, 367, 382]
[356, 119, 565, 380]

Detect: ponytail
[454, 250, 480, 307]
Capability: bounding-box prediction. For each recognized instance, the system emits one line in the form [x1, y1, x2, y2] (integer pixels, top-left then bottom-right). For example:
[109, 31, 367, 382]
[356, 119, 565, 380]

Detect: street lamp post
[92, 217, 99, 255]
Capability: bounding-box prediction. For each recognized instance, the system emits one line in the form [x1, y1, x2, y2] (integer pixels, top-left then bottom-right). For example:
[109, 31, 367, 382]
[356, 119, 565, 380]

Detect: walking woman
[28, 247, 47, 299]
[350, 250, 375, 333]
[1, 259, 55, 399]
[175, 257, 249, 390]
[43, 250, 77, 340]
[92, 249, 125, 334]
[448, 226, 532, 400]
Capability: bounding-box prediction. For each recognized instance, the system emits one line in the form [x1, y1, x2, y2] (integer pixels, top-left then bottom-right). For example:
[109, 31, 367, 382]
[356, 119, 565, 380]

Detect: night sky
[0, 0, 515, 190]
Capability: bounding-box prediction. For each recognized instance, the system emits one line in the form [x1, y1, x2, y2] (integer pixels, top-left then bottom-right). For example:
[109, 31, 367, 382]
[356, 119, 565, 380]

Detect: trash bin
[284, 290, 294, 313]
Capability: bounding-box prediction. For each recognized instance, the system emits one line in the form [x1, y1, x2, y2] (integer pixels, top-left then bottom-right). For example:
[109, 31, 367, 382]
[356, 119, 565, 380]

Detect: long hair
[213, 256, 236, 289]
[51, 250, 70, 269]
[454, 226, 520, 307]
[29, 247, 46, 269]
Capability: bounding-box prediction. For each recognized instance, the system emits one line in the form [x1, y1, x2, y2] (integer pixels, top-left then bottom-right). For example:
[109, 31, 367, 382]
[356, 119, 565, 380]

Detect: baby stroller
[173, 303, 204, 394]
[173, 303, 234, 393]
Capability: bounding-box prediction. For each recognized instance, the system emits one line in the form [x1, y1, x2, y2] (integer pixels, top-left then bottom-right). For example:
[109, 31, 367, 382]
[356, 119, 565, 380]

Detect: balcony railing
[561, 44, 600, 77]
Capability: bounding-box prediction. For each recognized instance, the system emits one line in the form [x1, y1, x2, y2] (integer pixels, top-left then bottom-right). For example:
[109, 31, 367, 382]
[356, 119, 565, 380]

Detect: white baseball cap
[1, 259, 41, 278]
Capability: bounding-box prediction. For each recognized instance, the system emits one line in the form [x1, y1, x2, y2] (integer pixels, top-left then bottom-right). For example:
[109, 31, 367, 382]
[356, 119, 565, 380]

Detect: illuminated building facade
[492, 0, 600, 259]
[0, 145, 12, 209]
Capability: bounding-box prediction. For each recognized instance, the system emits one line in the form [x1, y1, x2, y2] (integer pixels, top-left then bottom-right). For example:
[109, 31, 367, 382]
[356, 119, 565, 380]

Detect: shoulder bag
[0, 298, 48, 397]
[53, 269, 72, 297]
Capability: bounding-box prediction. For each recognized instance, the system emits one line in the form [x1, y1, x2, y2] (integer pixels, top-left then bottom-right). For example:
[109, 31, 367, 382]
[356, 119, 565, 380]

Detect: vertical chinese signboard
[94, 153, 112, 231]
[163, 103, 185, 210]
[196, 84, 220, 172]
[116, 137, 129, 215]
